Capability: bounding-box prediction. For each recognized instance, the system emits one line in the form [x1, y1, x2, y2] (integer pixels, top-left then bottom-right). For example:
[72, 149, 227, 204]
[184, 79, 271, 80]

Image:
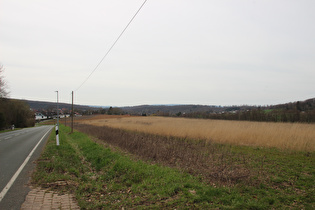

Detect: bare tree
[0, 64, 9, 98]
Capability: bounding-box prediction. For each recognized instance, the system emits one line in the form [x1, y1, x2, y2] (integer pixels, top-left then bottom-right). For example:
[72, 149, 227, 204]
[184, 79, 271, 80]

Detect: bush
[0, 98, 34, 129]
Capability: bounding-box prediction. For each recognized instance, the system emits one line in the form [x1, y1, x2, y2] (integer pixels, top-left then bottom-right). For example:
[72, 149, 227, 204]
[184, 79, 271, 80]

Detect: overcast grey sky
[1, 0, 314, 106]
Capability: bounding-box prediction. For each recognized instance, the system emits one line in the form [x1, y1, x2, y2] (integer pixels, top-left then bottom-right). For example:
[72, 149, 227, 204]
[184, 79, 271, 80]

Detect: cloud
[1, 0, 314, 106]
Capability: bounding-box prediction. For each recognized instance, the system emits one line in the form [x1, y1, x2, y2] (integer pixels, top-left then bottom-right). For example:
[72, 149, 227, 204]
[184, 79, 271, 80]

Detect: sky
[1, 0, 315, 107]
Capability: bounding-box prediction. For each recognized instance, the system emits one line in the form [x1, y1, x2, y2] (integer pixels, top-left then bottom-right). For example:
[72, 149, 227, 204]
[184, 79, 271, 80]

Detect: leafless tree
[0, 64, 9, 98]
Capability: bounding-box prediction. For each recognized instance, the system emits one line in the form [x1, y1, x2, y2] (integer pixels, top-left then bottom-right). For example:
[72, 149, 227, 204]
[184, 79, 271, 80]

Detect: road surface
[0, 126, 53, 209]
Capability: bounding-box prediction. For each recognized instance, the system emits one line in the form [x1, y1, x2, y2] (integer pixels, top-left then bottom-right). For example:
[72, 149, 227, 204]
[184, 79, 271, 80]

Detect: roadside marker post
[55, 125, 59, 146]
[71, 91, 74, 134]
[55, 90, 60, 146]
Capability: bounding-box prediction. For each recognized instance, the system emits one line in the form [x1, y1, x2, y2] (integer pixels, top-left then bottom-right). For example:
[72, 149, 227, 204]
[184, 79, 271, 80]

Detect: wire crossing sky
[1, 0, 315, 106]
[75, 0, 148, 92]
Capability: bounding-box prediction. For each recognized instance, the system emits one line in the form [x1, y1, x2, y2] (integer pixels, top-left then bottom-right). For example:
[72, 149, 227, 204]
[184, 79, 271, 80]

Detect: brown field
[76, 115, 315, 151]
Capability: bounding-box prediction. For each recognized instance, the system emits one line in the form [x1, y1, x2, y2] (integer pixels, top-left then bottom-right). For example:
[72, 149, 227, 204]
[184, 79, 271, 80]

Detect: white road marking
[0, 136, 13, 141]
[0, 127, 52, 202]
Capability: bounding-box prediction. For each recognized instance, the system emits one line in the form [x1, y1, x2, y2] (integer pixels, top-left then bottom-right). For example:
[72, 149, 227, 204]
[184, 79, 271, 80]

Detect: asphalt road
[0, 126, 53, 209]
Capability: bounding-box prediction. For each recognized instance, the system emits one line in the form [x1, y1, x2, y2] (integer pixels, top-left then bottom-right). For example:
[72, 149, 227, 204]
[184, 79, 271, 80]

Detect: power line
[75, 0, 148, 91]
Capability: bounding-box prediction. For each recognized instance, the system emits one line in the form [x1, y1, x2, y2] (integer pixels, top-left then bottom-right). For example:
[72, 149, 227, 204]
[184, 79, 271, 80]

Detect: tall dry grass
[79, 116, 315, 151]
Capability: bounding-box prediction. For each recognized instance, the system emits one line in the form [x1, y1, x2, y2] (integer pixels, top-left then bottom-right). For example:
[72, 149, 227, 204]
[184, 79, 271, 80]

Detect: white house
[35, 113, 47, 121]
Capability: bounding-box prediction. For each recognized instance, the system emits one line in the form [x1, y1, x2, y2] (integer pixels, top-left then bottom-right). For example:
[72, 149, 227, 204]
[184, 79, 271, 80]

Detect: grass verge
[32, 124, 315, 209]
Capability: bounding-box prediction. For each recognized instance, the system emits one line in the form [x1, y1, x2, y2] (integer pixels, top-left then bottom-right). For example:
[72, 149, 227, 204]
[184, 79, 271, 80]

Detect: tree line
[89, 99, 315, 123]
[0, 64, 35, 130]
[180, 108, 315, 123]
[0, 98, 35, 129]
[177, 100, 315, 123]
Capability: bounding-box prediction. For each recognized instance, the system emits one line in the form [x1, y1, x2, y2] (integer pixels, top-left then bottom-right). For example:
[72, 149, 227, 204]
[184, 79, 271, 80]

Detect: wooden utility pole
[71, 91, 74, 133]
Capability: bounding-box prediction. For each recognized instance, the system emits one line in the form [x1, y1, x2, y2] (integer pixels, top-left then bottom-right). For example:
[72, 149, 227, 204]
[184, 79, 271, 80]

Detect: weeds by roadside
[75, 124, 253, 186]
[32, 124, 315, 209]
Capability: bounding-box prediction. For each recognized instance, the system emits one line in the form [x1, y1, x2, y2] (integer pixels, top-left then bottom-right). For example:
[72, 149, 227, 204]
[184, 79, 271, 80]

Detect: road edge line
[0, 126, 53, 202]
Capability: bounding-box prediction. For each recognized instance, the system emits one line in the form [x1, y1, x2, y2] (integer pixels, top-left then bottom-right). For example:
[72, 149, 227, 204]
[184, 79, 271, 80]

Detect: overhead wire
[75, 0, 148, 91]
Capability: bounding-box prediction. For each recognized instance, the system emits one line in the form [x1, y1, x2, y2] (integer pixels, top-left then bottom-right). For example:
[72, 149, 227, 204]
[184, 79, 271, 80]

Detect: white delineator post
[55, 90, 60, 146]
[55, 125, 59, 146]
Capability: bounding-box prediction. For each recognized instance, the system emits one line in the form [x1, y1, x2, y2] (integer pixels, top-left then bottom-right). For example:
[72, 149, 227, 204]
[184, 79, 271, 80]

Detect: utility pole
[55, 91, 60, 146]
[71, 91, 74, 133]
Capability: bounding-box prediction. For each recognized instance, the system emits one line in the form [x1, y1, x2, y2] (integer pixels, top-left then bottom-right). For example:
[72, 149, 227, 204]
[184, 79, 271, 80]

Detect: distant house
[35, 113, 47, 121]
[75, 112, 82, 117]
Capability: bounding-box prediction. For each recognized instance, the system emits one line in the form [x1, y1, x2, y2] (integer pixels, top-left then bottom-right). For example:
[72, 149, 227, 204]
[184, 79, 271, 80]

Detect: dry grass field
[77, 115, 315, 151]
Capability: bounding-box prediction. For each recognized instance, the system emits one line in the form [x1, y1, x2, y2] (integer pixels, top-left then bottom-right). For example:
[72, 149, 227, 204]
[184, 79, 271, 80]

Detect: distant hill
[121, 98, 315, 123]
[126, 98, 315, 114]
[20, 97, 315, 122]
[270, 98, 315, 111]
[20, 99, 244, 114]
[22, 99, 98, 112]
[120, 104, 255, 115]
